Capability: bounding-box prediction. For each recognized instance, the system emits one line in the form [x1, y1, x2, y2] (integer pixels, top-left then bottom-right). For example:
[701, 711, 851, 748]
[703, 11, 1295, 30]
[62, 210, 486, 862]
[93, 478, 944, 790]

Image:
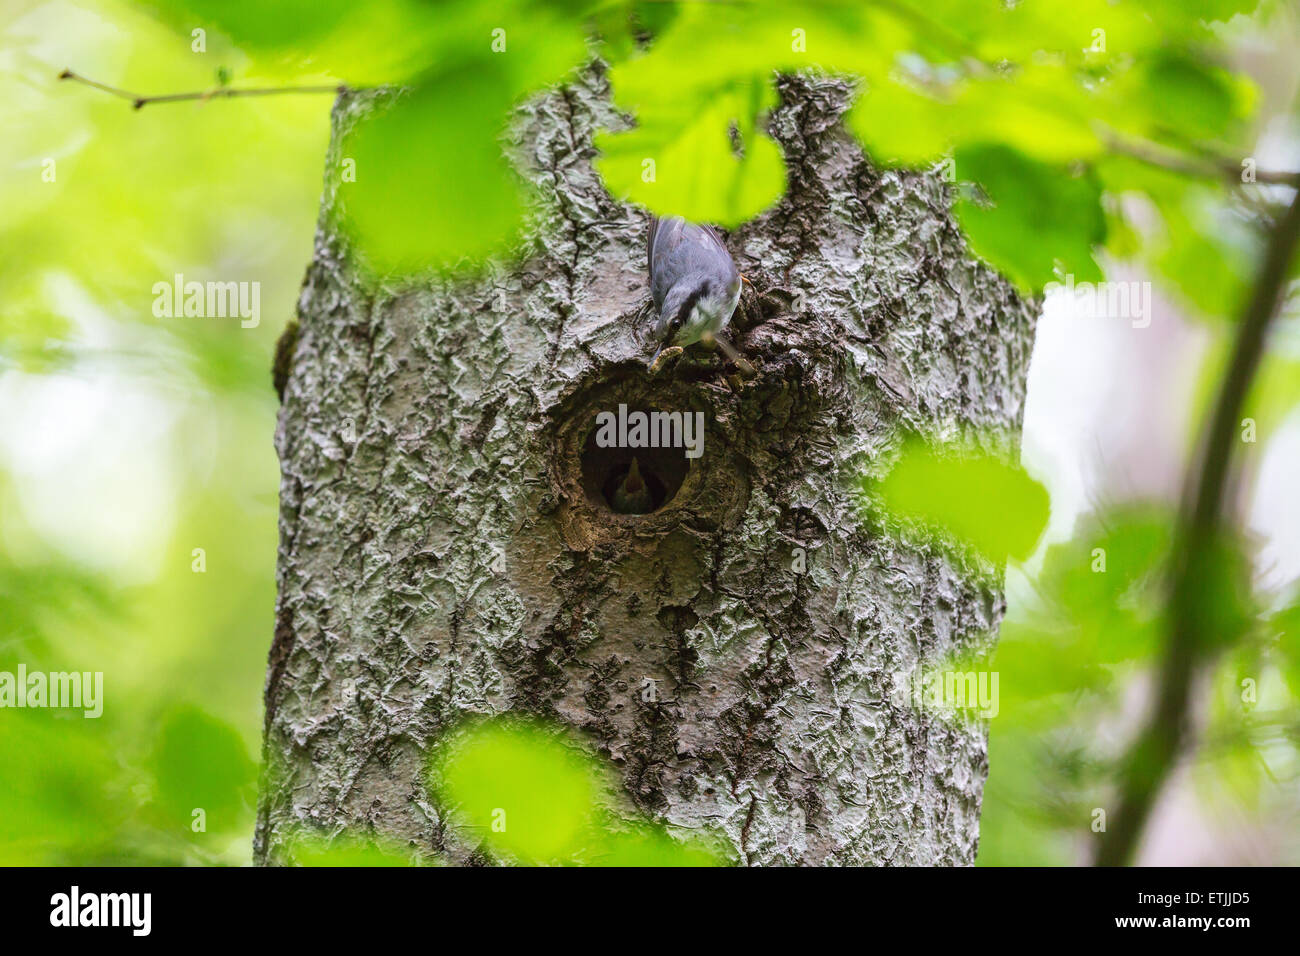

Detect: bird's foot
[711, 332, 756, 380]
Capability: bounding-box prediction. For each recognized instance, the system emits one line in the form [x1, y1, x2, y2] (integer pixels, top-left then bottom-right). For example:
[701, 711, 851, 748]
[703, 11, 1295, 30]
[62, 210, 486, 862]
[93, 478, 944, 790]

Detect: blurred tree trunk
[255, 66, 1037, 866]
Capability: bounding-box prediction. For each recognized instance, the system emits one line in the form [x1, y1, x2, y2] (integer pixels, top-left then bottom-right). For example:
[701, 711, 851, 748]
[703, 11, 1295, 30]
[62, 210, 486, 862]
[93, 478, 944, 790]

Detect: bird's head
[658, 274, 742, 347]
[624, 456, 645, 493]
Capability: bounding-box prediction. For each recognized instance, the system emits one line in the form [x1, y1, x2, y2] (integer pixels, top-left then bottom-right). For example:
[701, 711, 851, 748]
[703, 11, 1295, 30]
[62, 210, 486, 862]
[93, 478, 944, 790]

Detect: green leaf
[594, 2, 898, 224]
[870, 437, 1050, 562]
[1105, 51, 1254, 147]
[335, 0, 589, 274]
[338, 75, 524, 274]
[596, 75, 784, 224]
[433, 721, 598, 864]
[954, 144, 1106, 290]
[1143, 0, 1264, 33]
[845, 77, 954, 167]
[1180, 532, 1259, 653]
[0, 711, 122, 861]
[850, 65, 1103, 167]
[1143, 53, 1242, 142]
[150, 706, 256, 830]
[293, 833, 415, 867]
[140, 0, 354, 50]
[586, 825, 721, 867]
[1098, 156, 1252, 320]
[1271, 598, 1300, 699]
[986, 0, 1157, 61]
[994, 510, 1172, 713]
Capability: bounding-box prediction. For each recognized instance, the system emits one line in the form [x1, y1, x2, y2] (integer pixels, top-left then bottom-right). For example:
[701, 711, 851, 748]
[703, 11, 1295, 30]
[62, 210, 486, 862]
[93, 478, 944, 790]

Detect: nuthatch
[646, 216, 752, 375]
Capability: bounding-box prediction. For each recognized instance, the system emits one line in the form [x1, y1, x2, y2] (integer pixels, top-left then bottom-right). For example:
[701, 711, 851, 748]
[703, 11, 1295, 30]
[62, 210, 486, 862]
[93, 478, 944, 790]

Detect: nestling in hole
[606, 456, 659, 514]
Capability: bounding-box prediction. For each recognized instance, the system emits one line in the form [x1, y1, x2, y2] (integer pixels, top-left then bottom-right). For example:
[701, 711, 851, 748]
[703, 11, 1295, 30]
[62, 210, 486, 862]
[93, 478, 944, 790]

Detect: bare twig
[59, 69, 348, 109]
[1095, 183, 1300, 866]
[1104, 132, 1300, 187]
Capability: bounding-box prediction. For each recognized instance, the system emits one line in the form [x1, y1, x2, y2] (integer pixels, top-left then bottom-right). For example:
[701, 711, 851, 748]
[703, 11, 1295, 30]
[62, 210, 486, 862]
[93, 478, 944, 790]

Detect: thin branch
[1094, 181, 1300, 867]
[59, 69, 348, 109]
[1104, 132, 1300, 187]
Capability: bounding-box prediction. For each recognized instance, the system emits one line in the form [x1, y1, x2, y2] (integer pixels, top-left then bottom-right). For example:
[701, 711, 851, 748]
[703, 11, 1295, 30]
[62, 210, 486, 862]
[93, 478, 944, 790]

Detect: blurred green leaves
[596, 74, 784, 227]
[978, 504, 1293, 865]
[0, 710, 122, 864]
[594, 2, 896, 224]
[330, 3, 590, 273]
[140, 0, 354, 51]
[118, 0, 1270, 312]
[432, 719, 720, 866]
[1271, 595, 1300, 699]
[339, 75, 527, 273]
[129, 1, 595, 275]
[956, 145, 1106, 290]
[996, 510, 1172, 711]
[6, 0, 1296, 871]
[292, 834, 415, 867]
[869, 436, 1050, 563]
[435, 720, 597, 862]
[593, 0, 1262, 324]
[2, 0, 288, 862]
[586, 825, 719, 867]
[286, 719, 722, 866]
[1127, 53, 1251, 145]
[148, 706, 256, 832]
[848, 65, 1104, 168]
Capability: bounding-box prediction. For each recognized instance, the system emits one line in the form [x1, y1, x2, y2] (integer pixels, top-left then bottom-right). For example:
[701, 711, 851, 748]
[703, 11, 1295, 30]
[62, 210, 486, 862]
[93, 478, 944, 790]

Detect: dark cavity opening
[580, 407, 692, 517]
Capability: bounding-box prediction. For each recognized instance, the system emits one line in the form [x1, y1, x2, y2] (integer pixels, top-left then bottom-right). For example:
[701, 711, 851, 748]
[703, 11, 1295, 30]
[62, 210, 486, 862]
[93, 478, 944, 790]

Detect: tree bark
[255, 64, 1037, 866]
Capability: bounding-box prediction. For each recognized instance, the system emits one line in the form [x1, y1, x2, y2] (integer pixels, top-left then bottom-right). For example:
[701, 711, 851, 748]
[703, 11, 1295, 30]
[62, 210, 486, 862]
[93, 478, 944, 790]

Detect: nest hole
[580, 415, 690, 517]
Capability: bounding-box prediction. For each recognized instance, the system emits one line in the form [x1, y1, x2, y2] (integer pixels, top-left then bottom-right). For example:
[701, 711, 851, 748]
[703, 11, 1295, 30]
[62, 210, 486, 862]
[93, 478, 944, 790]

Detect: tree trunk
[255, 65, 1037, 866]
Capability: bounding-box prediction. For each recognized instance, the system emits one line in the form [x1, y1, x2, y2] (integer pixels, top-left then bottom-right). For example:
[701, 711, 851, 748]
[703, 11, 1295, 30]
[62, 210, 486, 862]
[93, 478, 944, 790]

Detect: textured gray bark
[256, 64, 1037, 866]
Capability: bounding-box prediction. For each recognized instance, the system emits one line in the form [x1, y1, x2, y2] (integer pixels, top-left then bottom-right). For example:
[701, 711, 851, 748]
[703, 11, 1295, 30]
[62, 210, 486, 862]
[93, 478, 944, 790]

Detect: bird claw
[710, 332, 757, 380]
[648, 345, 684, 376]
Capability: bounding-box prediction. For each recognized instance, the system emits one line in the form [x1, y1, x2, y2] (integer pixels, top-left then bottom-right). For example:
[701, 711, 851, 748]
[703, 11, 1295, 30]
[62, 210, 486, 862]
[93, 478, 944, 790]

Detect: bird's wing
[648, 217, 738, 316]
[695, 224, 740, 283]
[648, 216, 688, 313]
[672, 221, 739, 283]
[646, 215, 659, 273]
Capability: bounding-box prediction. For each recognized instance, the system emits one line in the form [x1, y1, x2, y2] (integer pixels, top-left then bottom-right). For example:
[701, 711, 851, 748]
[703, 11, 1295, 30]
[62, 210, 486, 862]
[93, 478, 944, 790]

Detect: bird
[610, 457, 654, 515]
[646, 215, 749, 374]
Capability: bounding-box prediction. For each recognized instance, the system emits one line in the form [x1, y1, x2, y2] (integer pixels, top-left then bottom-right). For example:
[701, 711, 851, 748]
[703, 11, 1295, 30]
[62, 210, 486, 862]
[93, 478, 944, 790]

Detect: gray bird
[647, 216, 744, 370]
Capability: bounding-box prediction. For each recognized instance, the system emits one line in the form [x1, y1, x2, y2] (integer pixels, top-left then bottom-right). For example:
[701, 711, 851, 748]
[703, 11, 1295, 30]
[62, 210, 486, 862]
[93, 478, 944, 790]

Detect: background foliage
[3, 0, 1299, 864]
